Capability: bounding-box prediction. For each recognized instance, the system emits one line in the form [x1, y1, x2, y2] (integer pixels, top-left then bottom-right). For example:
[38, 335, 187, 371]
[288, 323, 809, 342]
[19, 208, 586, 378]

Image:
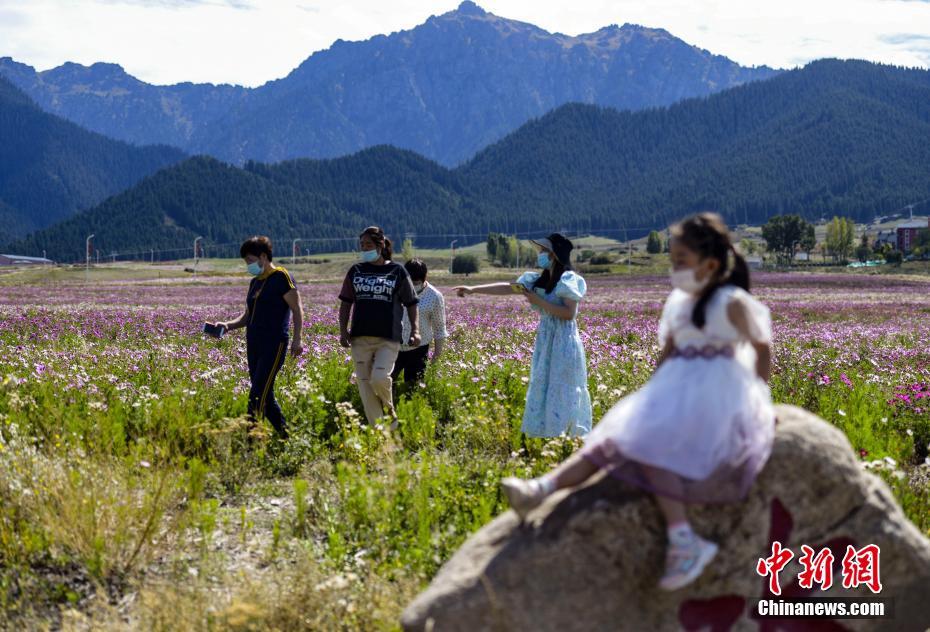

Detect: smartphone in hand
[203, 322, 226, 339]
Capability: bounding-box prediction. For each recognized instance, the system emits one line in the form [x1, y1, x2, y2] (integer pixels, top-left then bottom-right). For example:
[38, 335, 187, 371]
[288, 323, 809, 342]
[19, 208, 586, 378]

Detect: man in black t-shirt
[338, 226, 419, 426]
[246, 266, 296, 343]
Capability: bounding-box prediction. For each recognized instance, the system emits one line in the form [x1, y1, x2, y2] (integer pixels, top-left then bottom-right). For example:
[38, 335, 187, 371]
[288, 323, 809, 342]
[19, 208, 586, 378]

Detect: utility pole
[623, 227, 631, 275]
[450, 239, 458, 274]
[151, 248, 154, 264]
[85, 234, 94, 282]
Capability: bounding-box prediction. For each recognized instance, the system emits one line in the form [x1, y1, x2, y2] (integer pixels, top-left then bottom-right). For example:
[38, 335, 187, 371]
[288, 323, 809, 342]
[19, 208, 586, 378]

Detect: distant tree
[402, 237, 414, 260]
[494, 235, 510, 266]
[486, 232, 500, 260]
[590, 253, 614, 265]
[452, 253, 480, 275]
[840, 217, 855, 259]
[494, 234, 505, 264]
[825, 217, 855, 263]
[579, 249, 595, 262]
[519, 242, 536, 267]
[506, 236, 521, 267]
[885, 249, 903, 266]
[646, 230, 663, 254]
[800, 223, 816, 258]
[855, 233, 871, 262]
[740, 238, 758, 256]
[761, 214, 809, 265]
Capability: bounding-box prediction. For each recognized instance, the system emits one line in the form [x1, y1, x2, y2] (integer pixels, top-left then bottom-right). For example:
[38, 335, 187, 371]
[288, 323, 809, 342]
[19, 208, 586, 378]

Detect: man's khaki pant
[350, 336, 400, 424]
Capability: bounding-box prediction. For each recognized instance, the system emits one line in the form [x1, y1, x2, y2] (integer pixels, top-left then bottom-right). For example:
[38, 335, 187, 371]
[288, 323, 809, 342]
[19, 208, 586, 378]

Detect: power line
[68, 223, 673, 265]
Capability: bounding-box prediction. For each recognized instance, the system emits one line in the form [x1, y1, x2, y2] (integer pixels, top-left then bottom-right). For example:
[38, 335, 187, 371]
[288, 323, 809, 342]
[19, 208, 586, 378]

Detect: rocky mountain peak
[454, 1, 487, 17]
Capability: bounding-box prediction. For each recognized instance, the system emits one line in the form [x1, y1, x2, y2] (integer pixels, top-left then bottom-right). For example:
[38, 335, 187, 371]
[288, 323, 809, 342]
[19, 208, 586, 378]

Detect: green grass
[1, 269, 929, 629]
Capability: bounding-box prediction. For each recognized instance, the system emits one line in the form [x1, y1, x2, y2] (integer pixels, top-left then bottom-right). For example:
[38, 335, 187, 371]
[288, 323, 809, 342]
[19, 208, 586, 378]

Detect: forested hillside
[10, 60, 930, 261]
[0, 76, 186, 244]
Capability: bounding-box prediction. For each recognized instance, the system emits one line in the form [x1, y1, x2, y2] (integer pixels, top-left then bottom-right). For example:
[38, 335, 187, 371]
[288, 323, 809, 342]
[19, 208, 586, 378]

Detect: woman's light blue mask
[360, 249, 380, 263]
[537, 253, 551, 269]
[247, 261, 262, 276]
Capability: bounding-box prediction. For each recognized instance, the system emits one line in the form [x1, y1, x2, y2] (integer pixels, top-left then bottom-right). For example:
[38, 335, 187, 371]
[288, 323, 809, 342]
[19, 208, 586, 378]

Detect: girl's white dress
[581, 284, 776, 503]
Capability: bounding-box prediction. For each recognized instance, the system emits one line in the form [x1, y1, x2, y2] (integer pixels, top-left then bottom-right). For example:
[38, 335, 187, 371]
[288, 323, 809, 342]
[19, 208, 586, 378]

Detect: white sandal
[501, 477, 546, 520]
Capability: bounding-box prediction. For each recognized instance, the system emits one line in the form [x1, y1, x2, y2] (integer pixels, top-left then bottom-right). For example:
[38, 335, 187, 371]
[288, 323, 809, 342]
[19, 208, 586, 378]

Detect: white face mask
[669, 268, 709, 294]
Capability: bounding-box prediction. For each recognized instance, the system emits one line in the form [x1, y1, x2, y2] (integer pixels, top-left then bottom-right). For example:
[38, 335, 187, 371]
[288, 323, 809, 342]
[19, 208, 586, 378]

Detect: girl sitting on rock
[502, 213, 776, 591]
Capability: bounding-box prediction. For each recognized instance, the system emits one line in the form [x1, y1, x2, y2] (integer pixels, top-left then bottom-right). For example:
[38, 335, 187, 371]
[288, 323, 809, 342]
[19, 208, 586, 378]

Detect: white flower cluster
[861, 456, 906, 480]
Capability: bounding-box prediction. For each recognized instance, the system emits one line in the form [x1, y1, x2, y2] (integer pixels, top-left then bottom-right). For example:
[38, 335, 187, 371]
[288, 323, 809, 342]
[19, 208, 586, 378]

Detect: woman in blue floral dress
[454, 233, 592, 437]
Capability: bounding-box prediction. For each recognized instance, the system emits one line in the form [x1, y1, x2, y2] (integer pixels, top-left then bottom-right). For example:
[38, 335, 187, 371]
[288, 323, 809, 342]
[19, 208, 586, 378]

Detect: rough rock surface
[402, 405, 930, 631]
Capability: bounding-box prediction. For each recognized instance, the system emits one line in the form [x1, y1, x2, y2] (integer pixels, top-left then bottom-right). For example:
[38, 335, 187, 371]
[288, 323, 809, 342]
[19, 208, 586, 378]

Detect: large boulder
[402, 405, 930, 631]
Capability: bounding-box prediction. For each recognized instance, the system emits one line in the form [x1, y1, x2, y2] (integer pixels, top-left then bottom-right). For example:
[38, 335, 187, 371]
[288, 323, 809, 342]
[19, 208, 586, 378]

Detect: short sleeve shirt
[246, 267, 296, 342]
[339, 261, 418, 342]
[658, 285, 771, 348]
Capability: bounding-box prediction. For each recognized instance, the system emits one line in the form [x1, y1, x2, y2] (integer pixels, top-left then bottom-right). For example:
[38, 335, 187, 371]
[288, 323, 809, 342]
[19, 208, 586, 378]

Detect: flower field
[1, 271, 929, 629]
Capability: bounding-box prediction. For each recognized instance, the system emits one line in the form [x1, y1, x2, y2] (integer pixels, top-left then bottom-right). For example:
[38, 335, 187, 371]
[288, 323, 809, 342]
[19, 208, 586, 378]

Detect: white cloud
[0, 0, 928, 86]
[98, 0, 255, 8]
[485, 0, 930, 70]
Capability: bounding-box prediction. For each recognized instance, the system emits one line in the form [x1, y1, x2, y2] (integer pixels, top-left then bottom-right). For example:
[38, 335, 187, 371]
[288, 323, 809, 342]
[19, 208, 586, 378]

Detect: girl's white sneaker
[501, 477, 546, 520]
[658, 535, 718, 591]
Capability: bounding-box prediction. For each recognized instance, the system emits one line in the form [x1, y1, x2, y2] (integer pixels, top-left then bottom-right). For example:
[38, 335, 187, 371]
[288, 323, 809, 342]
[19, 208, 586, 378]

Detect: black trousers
[247, 338, 288, 437]
[391, 344, 430, 385]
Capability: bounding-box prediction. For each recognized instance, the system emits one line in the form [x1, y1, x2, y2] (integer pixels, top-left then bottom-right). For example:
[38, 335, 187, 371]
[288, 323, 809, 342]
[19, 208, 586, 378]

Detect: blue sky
[1, 0, 929, 86]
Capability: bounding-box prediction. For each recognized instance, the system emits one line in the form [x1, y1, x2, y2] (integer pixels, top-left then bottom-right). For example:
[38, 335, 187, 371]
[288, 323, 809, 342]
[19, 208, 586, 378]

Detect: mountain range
[0, 76, 186, 245]
[9, 60, 930, 262]
[0, 1, 778, 167]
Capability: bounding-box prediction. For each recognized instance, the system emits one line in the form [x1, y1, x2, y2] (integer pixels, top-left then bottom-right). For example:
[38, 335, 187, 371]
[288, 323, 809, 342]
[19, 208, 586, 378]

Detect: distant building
[0, 254, 54, 266]
[746, 256, 763, 270]
[896, 218, 930, 253]
[874, 230, 898, 250]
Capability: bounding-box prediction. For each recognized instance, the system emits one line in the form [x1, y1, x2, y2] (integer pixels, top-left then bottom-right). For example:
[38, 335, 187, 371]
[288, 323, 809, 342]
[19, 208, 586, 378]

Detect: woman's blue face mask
[360, 249, 380, 263]
[247, 261, 262, 276]
[537, 252, 551, 269]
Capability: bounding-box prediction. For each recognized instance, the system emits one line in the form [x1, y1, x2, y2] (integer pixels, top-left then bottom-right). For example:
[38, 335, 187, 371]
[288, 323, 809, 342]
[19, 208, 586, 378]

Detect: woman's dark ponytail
[382, 237, 393, 261]
[729, 244, 751, 292]
[692, 285, 718, 329]
[535, 260, 567, 294]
